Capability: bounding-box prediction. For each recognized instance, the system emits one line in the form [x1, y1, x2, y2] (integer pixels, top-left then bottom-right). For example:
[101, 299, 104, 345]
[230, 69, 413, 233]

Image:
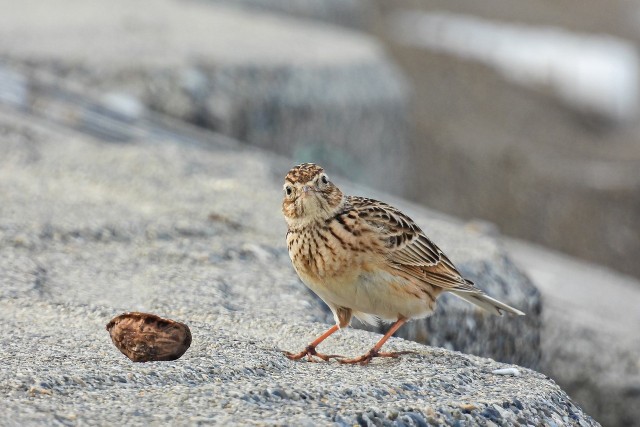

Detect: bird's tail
[451, 290, 525, 316]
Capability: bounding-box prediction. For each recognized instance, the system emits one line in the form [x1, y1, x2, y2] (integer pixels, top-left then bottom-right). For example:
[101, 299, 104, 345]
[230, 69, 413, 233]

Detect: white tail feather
[451, 291, 525, 316]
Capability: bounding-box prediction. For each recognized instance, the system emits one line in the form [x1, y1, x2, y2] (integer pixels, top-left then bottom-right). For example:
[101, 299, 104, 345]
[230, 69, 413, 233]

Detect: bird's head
[282, 163, 344, 227]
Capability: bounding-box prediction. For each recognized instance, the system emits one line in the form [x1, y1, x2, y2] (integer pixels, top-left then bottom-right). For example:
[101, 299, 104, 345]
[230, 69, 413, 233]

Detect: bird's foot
[284, 345, 343, 362]
[338, 349, 414, 365]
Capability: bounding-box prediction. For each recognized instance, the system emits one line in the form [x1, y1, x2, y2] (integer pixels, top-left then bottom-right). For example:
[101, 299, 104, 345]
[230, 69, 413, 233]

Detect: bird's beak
[301, 185, 317, 198]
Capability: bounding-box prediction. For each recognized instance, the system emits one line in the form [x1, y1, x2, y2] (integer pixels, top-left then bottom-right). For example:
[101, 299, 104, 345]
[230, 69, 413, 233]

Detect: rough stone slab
[0, 0, 411, 196]
[0, 64, 540, 369]
[0, 299, 594, 427]
[0, 92, 588, 425]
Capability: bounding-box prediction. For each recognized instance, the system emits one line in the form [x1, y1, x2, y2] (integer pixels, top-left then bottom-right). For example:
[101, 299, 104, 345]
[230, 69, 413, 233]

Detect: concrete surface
[0, 300, 592, 426]
[0, 1, 620, 424]
[0, 82, 594, 425]
[0, 63, 541, 369]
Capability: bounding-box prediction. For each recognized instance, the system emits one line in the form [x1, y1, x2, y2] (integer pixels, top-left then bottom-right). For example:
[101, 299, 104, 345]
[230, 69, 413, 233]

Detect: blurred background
[1, 1, 639, 426]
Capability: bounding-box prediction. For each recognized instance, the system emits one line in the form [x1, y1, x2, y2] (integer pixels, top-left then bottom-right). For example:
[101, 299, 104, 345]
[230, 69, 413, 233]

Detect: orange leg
[285, 324, 344, 362]
[339, 318, 413, 365]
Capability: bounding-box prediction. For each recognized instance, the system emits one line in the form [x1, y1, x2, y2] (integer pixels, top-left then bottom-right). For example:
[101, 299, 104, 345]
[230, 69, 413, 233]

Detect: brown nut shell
[106, 312, 192, 362]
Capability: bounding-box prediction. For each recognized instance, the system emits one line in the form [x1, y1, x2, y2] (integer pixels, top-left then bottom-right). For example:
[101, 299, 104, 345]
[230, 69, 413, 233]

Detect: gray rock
[508, 240, 640, 427]
[0, 297, 600, 426]
[0, 0, 411, 197]
[1, 64, 540, 369]
[0, 80, 593, 425]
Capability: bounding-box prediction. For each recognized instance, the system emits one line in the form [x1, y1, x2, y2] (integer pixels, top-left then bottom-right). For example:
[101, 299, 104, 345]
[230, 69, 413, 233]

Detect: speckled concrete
[0, 68, 540, 368]
[0, 299, 592, 426]
[0, 94, 595, 424]
[0, 0, 539, 369]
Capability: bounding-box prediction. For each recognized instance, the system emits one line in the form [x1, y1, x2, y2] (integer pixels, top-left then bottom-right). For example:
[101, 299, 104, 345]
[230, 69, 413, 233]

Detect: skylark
[282, 163, 524, 365]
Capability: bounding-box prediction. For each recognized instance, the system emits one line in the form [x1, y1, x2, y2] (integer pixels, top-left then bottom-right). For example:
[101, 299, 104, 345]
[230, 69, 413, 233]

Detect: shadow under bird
[282, 163, 524, 365]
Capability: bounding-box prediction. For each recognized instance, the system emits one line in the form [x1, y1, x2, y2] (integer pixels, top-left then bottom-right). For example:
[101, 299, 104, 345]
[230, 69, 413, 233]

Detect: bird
[282, 163, 525, 365]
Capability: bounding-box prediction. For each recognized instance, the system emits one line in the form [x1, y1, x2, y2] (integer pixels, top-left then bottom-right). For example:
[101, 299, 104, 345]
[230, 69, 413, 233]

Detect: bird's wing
[349, 196, 478, 293]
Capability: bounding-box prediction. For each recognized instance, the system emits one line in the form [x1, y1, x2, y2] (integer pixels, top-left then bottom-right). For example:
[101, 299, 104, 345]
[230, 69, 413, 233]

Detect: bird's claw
[284, 345, 343, 362]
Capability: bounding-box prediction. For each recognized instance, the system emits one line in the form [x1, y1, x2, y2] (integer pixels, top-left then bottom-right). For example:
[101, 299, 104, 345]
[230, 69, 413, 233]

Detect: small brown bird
[282, 163, 524, 364]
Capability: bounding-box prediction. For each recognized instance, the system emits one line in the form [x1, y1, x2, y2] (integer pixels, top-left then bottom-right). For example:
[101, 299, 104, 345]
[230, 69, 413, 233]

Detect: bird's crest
[285, 163, 324, 184]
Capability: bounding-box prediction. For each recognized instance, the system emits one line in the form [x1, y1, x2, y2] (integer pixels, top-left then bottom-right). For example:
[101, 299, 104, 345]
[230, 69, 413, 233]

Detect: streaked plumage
[282, 163, 524, 364]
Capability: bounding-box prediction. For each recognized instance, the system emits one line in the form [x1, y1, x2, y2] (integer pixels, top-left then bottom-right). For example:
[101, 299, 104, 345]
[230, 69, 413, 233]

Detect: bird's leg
[339, 318, 413, 365]
[284, 324, 343, 362]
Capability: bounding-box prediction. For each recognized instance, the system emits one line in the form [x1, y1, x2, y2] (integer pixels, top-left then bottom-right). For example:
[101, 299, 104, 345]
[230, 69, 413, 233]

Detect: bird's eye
[285, 186, 293, 196]
[320, 175, 328, 184]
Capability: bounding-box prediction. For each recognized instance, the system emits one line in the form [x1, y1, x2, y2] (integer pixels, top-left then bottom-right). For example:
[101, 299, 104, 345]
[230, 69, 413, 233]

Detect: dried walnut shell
[106, 312, 192, 362]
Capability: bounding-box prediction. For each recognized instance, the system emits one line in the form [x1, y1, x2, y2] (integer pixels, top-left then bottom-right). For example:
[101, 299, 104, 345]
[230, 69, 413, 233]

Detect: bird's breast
[287, 221, 437, 320]
[287, 219, 380, 284]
